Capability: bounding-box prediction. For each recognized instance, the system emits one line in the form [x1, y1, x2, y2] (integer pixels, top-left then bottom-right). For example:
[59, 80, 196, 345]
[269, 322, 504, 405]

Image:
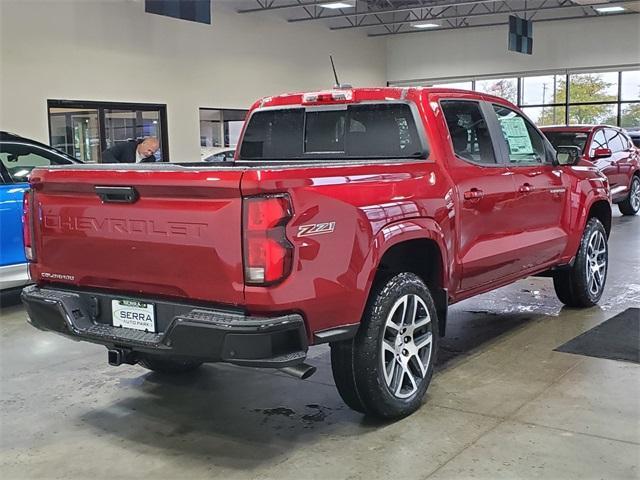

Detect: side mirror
[592, 147, 612, 160]
[555, 145, 581, 166]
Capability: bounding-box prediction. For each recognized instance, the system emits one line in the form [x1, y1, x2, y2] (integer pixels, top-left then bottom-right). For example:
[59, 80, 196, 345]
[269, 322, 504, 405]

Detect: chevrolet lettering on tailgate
[43, 215, 207, 237]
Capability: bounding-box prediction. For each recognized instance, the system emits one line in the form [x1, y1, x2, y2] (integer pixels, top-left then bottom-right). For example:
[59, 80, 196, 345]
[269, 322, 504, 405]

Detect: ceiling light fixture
[594, 5, 626, 12]
[319, 2, 355, 9]
[412, 22, 440, 29]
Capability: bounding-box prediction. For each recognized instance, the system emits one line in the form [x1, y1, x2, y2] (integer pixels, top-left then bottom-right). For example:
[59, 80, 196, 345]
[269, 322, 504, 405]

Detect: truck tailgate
[29, 167, 245, 306]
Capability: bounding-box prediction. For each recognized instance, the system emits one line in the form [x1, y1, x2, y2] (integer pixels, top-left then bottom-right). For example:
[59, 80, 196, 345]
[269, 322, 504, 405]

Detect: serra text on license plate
[111, 299, 156, 333]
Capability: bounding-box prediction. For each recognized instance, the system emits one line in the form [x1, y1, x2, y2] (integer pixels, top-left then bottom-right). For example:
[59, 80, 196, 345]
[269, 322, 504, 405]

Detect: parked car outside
[22, 88, 612, 418]
[0, 132, 80, 290]
[200, 147, 236, 162]
[541, 125, 640, 215]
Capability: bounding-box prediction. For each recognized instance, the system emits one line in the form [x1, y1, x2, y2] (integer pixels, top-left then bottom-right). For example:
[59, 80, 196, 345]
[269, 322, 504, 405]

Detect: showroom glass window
[620, 70, 640, 128]
[475, 78, 518, 104]
[48, 101, 168, 163]
[520, 74, 566, 126]
[568, 72, 618, 125]
[431, 81, 473, 90]
[403, 68, 640, 130]
[199, 108, 248, 159]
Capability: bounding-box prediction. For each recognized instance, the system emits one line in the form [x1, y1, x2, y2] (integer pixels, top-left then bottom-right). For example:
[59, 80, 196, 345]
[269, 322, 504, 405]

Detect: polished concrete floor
[1, 212, 639, 480]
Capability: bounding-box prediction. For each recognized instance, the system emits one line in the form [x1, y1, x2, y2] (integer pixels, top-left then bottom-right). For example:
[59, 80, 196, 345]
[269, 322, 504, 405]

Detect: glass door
[49, 107, 101, 163]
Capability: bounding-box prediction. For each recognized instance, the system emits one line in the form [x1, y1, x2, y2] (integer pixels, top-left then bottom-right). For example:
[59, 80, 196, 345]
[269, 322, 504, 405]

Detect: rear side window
[239, 104, 424, 160]
[440, 100, 496, 164]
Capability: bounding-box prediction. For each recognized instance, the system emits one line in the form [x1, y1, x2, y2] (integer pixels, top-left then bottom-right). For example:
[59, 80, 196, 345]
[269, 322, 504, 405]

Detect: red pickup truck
[22, 87, 611, 419]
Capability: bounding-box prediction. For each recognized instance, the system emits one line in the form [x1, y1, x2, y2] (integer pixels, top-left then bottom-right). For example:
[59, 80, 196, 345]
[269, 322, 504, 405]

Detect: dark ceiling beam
[367, 10, 638, 36]
[329, 0, 622, 30]
[288, 0, 507, 22]
[238, 1, 330, 14]
[238, 0, 505, 16]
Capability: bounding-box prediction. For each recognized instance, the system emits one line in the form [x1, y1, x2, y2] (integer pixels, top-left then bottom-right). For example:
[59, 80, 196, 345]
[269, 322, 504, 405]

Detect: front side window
[440, 100, 496, 164]
[239, 104, 423, 160]
[589, 130, 608, 158]
[0, 143, 71, 182]
[493, 105, 546, 165]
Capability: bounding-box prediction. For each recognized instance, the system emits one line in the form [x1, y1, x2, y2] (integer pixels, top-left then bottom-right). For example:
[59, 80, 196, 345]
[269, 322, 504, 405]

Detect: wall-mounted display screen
[145, 0, 211, 24]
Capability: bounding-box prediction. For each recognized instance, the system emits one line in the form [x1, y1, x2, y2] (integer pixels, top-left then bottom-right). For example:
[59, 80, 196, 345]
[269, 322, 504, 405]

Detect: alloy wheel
[586, 230, 607, 297]
[381, 294, 433, 399]
[630, 178, 640, 212]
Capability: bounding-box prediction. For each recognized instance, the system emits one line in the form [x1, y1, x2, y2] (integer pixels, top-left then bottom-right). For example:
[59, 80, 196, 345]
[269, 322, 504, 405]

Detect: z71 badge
[297, 222, 336, 237]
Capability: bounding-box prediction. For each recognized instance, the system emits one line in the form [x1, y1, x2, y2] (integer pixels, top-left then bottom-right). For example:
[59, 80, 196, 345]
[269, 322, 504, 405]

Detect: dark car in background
[541, 125, 640, 215]
[0, 132, 80, 290]
[627, 129, 640, 148]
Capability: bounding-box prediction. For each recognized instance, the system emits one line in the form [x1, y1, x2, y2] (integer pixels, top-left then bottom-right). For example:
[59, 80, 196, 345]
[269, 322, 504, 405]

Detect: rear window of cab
[238, 103, 425, 160]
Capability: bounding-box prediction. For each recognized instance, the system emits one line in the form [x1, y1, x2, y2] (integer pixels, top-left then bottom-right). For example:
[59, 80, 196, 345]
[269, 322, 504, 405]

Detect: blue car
[0, 132, 80, 290]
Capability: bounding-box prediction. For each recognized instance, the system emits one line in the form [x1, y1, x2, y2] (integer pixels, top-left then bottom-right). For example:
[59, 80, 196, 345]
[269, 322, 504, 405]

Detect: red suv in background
[542, 125, 640, 215]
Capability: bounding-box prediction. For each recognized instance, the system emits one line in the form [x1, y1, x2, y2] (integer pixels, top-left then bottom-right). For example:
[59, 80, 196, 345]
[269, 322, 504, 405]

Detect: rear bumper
[21, 285, 308, 368]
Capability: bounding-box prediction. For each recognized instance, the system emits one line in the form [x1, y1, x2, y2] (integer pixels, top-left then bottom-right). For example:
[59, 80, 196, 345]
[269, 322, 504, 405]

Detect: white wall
[0, 0, 386, 161]
[387, 14, 640, 84]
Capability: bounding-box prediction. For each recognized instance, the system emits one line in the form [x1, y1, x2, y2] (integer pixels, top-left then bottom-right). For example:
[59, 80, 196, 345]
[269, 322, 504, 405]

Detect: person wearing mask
[101, 137, 160, 163]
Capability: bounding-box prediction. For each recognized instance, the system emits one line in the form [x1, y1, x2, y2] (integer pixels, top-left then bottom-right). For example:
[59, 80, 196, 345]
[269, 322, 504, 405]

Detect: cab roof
[251, 87, 515, 110]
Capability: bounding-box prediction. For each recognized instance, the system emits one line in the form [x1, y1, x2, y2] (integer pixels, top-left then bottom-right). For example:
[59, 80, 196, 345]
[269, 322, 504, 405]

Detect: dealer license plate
[111, 299, 156, 333]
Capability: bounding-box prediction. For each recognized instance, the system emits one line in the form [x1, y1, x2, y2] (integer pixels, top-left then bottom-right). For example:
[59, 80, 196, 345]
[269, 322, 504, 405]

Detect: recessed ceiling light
[319, 1, 355, 9]
[595, 5, 626, 12]
[412, 22, 440, 29]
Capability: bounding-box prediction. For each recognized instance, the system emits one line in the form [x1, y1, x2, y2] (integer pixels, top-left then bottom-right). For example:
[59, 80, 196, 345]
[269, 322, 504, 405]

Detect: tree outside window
[475, 78, 518, 104]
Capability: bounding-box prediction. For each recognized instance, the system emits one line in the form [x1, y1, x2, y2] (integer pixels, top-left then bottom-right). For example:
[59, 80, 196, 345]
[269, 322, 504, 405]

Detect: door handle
[463, 188, 484, 200]
[95, 186, 139, 203]
[518, 183, 534, 193]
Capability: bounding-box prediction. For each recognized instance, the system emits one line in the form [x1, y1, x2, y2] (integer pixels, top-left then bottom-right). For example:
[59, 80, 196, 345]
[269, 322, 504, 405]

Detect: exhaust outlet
[280, 363, 316, 380]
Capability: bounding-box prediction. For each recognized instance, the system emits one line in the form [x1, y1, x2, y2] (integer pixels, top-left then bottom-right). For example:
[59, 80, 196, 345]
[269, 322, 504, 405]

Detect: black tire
[618, 175, 640, 216]
[553, 217, 608, 308]
[138, 355, 203, 374]
[331, 272, 439, 419]
[329, 340, 366, 413]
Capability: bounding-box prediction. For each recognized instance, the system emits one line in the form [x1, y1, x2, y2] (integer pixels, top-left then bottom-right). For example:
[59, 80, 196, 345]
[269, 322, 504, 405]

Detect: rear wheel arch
[586, 199, 612, 238]
[368, 235, 448, 337]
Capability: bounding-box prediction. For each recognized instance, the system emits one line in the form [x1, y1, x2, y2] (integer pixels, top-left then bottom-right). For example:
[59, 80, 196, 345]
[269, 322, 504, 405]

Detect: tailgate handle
[95, 186, 139, 203]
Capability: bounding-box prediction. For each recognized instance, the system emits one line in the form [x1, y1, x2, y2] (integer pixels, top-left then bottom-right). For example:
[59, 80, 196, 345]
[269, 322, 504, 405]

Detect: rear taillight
[243, 195, 293, 285]
[22, 189, 36, 262]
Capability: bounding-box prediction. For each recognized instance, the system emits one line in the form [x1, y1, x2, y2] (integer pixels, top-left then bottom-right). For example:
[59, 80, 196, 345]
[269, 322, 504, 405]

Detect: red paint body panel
[29, 168, 245, 306]
[29, 88, 611, 344]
